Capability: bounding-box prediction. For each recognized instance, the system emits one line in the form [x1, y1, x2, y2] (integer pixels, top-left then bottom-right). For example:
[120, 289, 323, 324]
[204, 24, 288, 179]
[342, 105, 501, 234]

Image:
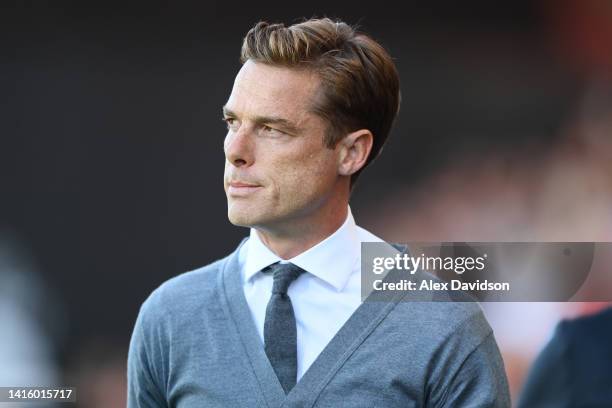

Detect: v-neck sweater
[128, 240, 510, 407]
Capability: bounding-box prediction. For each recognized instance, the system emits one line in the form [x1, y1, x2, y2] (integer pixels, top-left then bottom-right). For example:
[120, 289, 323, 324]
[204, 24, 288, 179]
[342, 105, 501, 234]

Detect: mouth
[227, 181, 262, 196]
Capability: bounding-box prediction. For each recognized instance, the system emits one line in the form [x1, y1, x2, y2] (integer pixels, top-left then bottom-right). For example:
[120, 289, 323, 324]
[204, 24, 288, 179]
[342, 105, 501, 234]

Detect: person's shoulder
[555, 306, 612, 346]
[138, 254, 230, 320]
[392, 294, 490, 337]
[388, 270, 492, 348]
[379, 279, 500, 395]
[361, 240, 492, 342]
[562, 306, 612, 332]
[160, 258, 225, 295]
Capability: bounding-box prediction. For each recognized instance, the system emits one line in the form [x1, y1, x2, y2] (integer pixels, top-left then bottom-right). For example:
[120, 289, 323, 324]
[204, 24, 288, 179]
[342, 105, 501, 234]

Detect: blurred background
[2, 1, 611, 406]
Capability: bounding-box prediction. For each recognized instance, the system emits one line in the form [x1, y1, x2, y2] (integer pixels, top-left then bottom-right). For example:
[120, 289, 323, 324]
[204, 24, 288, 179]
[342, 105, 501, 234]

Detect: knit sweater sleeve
[127, 292, 168, 408]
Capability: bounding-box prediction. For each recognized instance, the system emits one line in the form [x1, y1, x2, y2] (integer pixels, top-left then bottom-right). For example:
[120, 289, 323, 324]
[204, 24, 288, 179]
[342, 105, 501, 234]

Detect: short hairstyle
[240, 18, 401, 187]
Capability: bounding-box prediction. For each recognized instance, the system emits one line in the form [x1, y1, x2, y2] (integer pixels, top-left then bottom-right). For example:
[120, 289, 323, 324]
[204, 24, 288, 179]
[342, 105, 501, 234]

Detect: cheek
[307, 148, 338, 178]
[223, 160, 231, 182]
[261, 138, 337, 197]
[279, 151, 336, 195]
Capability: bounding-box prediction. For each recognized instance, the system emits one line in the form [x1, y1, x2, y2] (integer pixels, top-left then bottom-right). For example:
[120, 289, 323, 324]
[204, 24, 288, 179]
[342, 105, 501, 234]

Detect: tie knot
[268, 263, 305, 295]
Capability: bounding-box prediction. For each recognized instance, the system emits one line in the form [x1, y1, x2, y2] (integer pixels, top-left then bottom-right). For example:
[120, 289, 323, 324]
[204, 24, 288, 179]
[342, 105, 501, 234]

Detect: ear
[337, 129, 373, 176]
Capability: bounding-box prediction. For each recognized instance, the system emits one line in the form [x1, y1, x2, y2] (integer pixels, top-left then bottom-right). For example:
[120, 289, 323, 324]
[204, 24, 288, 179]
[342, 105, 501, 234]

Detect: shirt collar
[242, 207, 360, 292]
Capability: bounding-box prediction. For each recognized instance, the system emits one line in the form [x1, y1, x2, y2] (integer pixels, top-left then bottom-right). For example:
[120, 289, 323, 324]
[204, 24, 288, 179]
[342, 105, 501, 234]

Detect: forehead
[226, 60, 321, 121]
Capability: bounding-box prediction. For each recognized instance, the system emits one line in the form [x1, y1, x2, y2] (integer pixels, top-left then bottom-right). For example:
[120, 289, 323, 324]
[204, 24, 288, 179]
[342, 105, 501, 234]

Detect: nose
[224, 126, 254, 168]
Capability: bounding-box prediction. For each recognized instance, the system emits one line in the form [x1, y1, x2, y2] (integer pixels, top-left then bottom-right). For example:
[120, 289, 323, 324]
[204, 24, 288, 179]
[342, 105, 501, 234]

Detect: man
[518, 306, 612, 407]
[128, 18, 510, 407]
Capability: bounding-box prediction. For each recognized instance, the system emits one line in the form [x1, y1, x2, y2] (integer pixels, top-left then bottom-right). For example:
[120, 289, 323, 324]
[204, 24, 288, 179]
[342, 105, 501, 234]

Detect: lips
[227, 180, 262, 196]
[229, 181, 259, 188]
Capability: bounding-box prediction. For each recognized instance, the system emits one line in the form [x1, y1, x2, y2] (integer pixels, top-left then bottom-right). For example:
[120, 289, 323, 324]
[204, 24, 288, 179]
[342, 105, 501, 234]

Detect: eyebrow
[222, 106, 301, 134]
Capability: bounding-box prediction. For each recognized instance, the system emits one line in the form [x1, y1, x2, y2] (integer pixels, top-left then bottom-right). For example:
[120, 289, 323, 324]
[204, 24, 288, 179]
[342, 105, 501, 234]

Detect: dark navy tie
[263, 262, 305, 393]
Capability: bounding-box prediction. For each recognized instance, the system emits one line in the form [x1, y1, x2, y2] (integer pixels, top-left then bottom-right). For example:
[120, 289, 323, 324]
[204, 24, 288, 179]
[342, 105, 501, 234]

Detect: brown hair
[240, 18, 401, 186]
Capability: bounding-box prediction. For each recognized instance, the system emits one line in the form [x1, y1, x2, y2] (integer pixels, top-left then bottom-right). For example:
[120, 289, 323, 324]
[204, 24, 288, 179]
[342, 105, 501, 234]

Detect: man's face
[223, 60, 341, 231]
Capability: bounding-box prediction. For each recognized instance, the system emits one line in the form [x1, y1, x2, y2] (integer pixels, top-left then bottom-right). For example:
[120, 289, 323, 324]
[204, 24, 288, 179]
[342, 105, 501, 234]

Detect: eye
[261, 125, 284, 136]
[223, 117, 239, 131]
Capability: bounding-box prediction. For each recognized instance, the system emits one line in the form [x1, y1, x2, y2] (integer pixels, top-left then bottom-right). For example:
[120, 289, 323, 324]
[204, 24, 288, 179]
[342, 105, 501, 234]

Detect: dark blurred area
[2, 1, 611, 406]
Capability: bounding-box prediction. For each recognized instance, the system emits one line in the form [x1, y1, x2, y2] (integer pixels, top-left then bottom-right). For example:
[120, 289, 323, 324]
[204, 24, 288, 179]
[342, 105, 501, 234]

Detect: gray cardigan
[128, 240, 510, 407]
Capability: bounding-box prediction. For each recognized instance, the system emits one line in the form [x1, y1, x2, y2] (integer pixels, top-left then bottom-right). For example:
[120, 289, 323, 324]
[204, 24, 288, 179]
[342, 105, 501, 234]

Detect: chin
[227, 205, 262, 227]
[228, 205, 285, 230]
[227, 211, 251, 227]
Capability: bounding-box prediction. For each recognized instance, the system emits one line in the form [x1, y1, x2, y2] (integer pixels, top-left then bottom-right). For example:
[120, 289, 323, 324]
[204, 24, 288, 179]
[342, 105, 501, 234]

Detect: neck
[256, 203, 348, 259]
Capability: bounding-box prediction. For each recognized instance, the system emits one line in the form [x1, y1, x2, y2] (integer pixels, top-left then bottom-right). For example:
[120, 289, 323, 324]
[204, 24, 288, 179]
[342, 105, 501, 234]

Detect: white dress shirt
[238, 207, 384, 380]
